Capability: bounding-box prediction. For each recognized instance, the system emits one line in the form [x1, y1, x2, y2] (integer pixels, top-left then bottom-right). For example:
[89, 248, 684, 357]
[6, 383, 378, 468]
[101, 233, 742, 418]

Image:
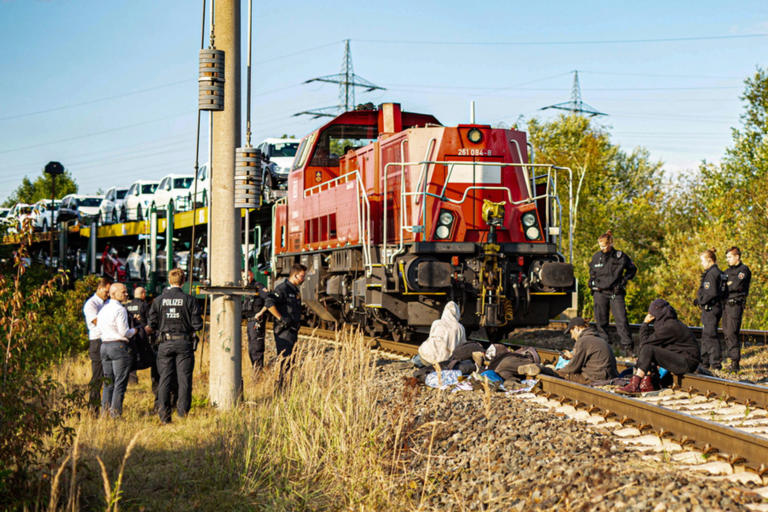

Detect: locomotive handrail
[303, 172, 355, 196]
[270, 196, 286, 278]
[510, 138, 534, 200]
[296, 169, 373, 277]
[383, 159, 574, 265]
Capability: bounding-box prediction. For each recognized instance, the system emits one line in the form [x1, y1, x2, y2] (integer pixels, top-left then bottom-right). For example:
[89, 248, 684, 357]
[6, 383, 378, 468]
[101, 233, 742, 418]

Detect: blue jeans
[101, 341, 133, 416]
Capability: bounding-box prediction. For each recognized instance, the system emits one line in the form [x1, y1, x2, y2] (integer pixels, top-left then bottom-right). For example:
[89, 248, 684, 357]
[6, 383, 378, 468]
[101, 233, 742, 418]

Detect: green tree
[652, 68, 768, 328]
[2, 169, 78, 207]
[527, 114, 668, 321]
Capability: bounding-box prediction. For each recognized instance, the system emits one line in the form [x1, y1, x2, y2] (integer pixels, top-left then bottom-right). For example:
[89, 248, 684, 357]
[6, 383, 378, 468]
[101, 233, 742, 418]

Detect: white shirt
[96, 300, 136, 342]
[83, 294, 105, 340]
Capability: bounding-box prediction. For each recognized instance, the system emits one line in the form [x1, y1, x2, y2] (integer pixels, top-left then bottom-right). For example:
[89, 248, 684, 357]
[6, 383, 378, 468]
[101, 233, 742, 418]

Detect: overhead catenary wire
[189, 0, 209, 294]
[0, 111, 195, 155]
[353, 33, 768, 46]
[0, 79, 194, 122]
[241, 0, 255, 282]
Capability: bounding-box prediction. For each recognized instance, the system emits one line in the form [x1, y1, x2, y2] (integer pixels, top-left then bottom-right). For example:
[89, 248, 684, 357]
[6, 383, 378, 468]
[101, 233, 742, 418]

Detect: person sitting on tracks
[417, 301, 467, 366]
[616, 299, 700, 394]
[557, 317, 618, 385]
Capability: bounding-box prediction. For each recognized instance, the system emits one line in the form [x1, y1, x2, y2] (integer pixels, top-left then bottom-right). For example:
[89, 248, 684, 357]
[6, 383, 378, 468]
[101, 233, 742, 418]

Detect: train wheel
[485, 327, 506, 343]
[391, 324, 410, 343]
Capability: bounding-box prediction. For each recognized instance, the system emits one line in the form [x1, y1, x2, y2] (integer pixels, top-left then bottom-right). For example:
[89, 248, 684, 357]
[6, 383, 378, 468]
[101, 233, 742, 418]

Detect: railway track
[549, 319, 768, 345]
[297, 325, 768, 475]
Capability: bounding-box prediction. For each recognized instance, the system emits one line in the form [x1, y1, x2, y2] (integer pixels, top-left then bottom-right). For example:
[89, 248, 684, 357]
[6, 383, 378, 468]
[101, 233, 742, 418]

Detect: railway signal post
[208, 0, 242, 409]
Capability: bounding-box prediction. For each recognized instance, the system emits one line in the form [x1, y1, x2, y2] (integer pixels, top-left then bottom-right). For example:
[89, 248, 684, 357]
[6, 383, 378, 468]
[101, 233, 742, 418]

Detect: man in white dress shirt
[83, 277, 112, 411]
[97, 283, 136, 417]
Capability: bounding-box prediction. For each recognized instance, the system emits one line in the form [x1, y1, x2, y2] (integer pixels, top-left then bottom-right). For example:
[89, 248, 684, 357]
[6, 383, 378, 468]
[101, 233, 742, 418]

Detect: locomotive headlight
[436, 225, 451, 239]
[522, 212, 536, 227]
[525, 226, 540, 240]
[439, 211, 453, 226]
[467, 128, 483, 144]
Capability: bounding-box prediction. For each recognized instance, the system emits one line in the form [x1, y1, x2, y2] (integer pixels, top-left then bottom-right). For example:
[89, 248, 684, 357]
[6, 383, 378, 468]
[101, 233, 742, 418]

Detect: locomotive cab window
[309, 124, 377, 167]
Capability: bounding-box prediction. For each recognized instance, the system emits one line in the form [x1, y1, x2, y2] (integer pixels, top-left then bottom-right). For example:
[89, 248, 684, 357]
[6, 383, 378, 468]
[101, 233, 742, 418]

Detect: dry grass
[41, 328, 415, 511]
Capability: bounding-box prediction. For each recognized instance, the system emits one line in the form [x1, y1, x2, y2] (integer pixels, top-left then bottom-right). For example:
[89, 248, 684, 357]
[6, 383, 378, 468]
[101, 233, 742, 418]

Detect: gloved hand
[275, 318, 289, 334]
[693, 298, 700, 307]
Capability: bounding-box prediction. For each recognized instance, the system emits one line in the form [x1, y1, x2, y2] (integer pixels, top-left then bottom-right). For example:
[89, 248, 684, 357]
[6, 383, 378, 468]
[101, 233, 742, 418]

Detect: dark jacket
[265, 280, 302, 330]
[639, 304, 700, 363]
[243, 281, 268, 319]
[696, 264, 723, 309]
[589, 248, 637, 294]
[125, 298, 150, 325]
[148, 286, 203, 337]
[725, 262, 751, 303]
[559, 327, 618, 381]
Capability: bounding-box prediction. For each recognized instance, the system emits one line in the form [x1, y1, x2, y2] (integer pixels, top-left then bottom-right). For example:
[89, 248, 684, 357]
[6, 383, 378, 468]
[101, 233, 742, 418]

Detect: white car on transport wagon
[151, 174, 194, 215]
[100, 186, 129, 224]
[123, 180, 159, 221]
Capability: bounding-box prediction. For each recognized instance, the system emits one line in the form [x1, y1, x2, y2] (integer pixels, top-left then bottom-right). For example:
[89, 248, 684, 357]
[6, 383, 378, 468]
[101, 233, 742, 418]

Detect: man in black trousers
[243, 271, 269, 372]
[265, 263, 307, 378]
[82, 276, 112, 411]
[589, 230, 637, 354]
[149, 269, 203, 424]
[723, 247, 751, 373]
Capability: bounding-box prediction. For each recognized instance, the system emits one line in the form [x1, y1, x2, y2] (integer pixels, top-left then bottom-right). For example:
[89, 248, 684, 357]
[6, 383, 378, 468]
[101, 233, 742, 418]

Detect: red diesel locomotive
[272, 103, 574, 341]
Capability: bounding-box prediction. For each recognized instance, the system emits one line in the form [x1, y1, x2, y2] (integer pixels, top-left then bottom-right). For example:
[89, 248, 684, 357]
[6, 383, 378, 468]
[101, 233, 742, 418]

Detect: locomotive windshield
[309, 124, 377, 167]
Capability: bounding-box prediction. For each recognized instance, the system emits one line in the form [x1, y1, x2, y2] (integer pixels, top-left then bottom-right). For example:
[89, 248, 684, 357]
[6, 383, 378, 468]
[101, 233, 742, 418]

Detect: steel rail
[298, 325, 768, 410]
[535, 375, 768, 471]
[296, 324, 768, 469]
[533, 346, 768, 409]
[548, 319, 768, 344]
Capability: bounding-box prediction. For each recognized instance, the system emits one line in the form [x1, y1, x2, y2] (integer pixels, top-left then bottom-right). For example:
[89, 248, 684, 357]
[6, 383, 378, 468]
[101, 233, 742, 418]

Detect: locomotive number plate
[457, 148, 492, 156]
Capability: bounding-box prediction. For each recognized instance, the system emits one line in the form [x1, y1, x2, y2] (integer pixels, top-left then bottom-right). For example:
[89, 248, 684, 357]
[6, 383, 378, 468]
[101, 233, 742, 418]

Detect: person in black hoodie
[588, 230, 637, 354]
[617, 299, 700, 394]
[694, 249, 724, 369]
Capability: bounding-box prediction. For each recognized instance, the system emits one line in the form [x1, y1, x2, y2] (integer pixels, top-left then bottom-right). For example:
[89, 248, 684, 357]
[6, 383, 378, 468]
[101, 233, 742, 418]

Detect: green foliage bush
[0, 232, 90, 507]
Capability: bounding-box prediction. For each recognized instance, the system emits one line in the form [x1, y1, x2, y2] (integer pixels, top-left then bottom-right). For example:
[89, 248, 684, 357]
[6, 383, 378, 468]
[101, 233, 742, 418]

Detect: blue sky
[1, 0, 766, 200]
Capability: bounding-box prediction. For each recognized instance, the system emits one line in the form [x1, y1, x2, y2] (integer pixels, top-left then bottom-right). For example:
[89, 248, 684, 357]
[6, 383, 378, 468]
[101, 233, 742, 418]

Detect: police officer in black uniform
[148, 269, 203, 423]
[694, 249, 724, 370]
[244, 271, 269, 371]
[125, 286, 150, 325]
[265, 263, 307, 374]
[589, 230, 637, 354]
[126, 286, 177, 410]
[723, 246, 751, 372]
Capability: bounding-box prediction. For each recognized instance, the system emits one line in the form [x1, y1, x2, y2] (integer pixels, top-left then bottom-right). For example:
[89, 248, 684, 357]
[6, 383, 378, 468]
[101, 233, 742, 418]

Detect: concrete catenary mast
[208, 0, 242, 409]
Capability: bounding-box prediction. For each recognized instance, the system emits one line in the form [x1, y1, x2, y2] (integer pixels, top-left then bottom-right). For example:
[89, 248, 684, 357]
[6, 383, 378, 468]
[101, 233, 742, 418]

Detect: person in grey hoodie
[557, 317, 619, 385]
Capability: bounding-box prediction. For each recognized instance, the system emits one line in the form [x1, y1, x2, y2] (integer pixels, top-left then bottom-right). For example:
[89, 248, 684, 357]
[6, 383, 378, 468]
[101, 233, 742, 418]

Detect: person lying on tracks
[616, 299, 700, 394]
[557, 316, 618, 385]
[416, 301, 467, 366]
